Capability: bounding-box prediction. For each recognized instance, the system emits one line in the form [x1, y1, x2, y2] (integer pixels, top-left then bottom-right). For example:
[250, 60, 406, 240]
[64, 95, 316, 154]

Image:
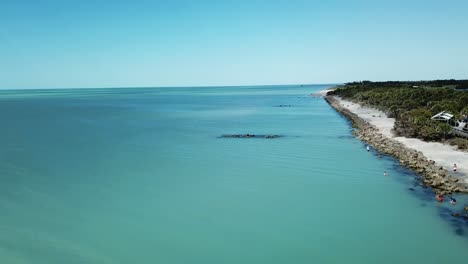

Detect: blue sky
[1, 0, 467, 88]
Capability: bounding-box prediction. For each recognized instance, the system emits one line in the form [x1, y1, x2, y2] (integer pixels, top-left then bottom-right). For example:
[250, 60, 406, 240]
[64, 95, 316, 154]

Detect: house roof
[431, 111, 454, 121]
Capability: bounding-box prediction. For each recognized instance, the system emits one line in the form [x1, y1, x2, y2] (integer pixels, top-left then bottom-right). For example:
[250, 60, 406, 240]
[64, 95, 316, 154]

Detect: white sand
[331, 95, 468, 183]
[318, 89, 334, 96]
[311, 89, 334, 97]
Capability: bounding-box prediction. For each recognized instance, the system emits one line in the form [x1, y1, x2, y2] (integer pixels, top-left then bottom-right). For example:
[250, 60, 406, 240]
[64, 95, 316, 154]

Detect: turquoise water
[0, 85, 467, 263]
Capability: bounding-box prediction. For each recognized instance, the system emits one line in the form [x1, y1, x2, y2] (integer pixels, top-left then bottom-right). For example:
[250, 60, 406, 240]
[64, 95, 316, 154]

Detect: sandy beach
[332, 95, 468, 183]
[313, 89, 335, 97]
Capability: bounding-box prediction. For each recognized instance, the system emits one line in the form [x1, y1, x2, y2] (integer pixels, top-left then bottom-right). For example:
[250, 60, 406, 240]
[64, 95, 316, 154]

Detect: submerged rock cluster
[324, 96, 468, 195]
[220, 134, 282, 139]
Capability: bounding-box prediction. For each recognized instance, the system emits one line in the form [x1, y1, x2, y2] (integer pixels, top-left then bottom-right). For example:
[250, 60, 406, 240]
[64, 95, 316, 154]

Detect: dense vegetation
[328, 80, 468, 149]
[345, 80, 468, 90]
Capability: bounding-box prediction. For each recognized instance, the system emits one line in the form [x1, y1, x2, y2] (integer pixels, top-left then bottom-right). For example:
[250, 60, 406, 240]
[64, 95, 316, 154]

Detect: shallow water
[0, 85, 467, 263]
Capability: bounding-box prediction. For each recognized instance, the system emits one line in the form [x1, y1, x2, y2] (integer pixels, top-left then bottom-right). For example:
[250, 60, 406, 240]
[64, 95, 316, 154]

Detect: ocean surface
[0, 85, 467, 263]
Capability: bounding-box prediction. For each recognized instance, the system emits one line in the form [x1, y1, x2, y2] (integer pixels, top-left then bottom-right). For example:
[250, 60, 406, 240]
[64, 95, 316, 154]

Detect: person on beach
[450, 197, 457, 205]
[453, 163, 457, 172]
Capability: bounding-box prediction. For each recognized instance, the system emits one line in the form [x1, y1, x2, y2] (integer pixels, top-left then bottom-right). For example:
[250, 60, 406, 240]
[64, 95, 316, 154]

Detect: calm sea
[0, 85, 467, 263]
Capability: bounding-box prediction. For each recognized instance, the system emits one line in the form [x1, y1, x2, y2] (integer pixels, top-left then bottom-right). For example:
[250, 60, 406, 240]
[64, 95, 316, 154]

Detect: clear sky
[1, 0, 467, 89]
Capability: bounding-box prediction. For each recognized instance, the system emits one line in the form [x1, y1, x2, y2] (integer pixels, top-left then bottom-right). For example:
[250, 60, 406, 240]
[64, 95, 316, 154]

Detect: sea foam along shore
[321, 93, 468, 195]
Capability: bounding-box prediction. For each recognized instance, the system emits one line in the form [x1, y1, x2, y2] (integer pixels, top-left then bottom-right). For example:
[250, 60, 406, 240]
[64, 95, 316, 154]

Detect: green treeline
[328, 80, 468, 149]
[345, 80, 468, 90]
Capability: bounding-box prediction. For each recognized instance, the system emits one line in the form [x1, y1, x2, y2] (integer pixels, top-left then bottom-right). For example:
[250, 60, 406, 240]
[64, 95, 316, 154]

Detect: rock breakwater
[220, 134, 282, 139]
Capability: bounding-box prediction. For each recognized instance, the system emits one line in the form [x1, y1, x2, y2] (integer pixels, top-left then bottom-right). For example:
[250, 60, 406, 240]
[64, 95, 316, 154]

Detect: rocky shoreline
[324, 95, 468, 195]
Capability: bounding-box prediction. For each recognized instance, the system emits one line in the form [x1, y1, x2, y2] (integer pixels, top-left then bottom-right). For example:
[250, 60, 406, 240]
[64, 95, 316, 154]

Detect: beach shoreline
[321, 91, 468, 194]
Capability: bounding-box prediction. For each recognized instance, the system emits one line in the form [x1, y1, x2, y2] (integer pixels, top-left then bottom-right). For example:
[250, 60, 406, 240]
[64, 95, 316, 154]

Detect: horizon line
[2, 78, 467, 91]
[0, 82, 344, 91]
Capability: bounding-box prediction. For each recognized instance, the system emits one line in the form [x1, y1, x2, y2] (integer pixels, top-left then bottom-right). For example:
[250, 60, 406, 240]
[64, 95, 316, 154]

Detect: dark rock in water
[438, 207, 455, 220]
[450, 219, 462, 229]
[452, 213, 460, 217]
[264, 135, 281, 138]
[408, 188, 415, 191]
[455, 228, 465, 236]
[275, 105, 292, 107]
[220, 134, 282, 139]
